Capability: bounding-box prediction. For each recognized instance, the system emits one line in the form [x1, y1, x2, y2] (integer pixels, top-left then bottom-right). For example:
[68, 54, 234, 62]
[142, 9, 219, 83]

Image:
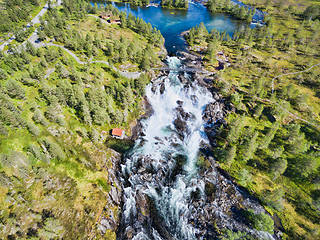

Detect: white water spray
[119, 56, 275, 240]
[121, 57, 214, 239]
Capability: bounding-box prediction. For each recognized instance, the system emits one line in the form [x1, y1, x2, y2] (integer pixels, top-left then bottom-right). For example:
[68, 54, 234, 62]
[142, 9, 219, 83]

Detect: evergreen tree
[242, 131, 259, 161]
[253, 104, 264, 118]
[259, 122, 280, 149]
[225, 145, 237, 166]
[120, 12, 127, 28]
[92, 3, 99, 14]
[271, 158, 287, 179]
[238, 168, 252, 187]
[226, 117, 244, 143]
[6, 80, 26, 100]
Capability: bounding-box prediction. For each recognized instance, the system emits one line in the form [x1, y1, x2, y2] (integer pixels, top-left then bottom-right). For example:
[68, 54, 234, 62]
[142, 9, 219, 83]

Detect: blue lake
[92, 1, 262, 53]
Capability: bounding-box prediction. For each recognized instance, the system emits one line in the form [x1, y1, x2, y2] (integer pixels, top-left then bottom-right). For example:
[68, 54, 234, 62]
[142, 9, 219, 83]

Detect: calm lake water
[91, 1, 258, 54]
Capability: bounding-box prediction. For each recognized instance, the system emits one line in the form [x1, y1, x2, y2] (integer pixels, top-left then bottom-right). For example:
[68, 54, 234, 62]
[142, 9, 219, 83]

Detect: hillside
[0, 0, 47, 41]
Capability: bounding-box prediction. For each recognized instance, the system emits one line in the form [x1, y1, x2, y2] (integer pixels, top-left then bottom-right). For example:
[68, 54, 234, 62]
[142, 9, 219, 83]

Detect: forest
[0, 0, 46, 40]
[206, 0, 256, 22]
[161, 0, 189, 10]
[186, 1, 320, 239]
[0, 0, 164, 239]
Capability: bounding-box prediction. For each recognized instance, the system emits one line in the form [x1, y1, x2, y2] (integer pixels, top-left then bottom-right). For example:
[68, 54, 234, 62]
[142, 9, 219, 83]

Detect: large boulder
[203, 102, 224, 124]
[174, 115, 187, 134]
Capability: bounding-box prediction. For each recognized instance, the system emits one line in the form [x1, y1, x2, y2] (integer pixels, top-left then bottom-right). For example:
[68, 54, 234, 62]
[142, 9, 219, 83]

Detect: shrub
[245, 209, 274, 234]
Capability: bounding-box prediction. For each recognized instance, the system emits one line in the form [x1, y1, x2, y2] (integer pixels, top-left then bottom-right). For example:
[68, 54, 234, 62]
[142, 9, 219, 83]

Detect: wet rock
[178, 73, 189, 84]
[141, 173, 153, 182]
[136, 190, 150, 218]
[175, 101, 196, 124]
[212, 91, 220, 101]
[203, 102, 224, 124]
[174, 115, 187, 134]
[109, 186, 121, 205]
[130, 122, 142, 141]
[130, 98, 154, 141]
[151, 84, 157, 93]
[138, 166, 146, 174]
[176, 106, 190, 121]
[177, 100, 183, 107]
[160, 81, 165, 94]
[204, 126, 218, 146]
[124, 227, 134, 239]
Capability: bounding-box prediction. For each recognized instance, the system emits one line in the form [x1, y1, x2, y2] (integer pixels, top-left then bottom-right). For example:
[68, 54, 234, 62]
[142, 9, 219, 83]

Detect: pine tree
[120, 12, 127, 28]
[226, 117, 244, 143]
[238, 168, 252, 187]
[242, 131, 259, 161]
[259, 122, 279, 149]
[26, 41, 36, 56]
[225, 145, 237, 166]
[92, 3, 98, 14]
[253, 104, 264, 118]
[6, 80, 26, 100]
[271, 158, 287, 179]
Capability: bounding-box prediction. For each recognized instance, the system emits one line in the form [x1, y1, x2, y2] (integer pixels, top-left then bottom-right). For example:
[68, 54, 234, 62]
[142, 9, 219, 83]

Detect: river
[90, 1, 274, 239]
[117, 57, 274, 239]
[119, 57, 214, 239]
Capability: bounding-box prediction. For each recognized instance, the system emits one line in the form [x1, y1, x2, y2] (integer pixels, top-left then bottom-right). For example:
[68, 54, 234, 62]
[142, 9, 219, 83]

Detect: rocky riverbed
[98, 54, 281, 240]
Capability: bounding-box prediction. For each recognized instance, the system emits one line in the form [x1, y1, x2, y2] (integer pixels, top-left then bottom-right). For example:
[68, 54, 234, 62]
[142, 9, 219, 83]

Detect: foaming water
[119, 57, 276, 240]
[120, 57, 213, 239]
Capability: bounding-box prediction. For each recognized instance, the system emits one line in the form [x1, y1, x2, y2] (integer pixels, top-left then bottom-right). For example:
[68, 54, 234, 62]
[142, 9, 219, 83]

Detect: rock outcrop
[98, 149, 123, 236]
[191, 155, 273, 239]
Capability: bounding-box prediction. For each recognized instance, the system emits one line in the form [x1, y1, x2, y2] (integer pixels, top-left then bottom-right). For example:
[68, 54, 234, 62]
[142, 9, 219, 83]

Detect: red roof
[112, 128, 124, 137]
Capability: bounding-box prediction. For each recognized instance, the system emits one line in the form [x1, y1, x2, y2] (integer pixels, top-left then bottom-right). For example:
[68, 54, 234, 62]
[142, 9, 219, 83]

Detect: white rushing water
[120, 56, 277, 240]
[121, 57, 214, 239]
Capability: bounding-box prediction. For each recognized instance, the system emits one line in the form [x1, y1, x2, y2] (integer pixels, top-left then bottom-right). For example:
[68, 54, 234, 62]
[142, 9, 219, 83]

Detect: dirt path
[45, 43, 141, 79]
[271, 63, 320, 93]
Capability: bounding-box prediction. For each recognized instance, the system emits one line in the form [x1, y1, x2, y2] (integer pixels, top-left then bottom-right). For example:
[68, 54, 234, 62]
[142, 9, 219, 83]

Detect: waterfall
[120, 56, 214, 239]
[119, 56, 276, 240]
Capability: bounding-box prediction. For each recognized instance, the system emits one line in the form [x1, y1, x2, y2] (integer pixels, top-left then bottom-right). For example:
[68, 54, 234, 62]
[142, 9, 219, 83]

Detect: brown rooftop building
[111, 128, 125, 139]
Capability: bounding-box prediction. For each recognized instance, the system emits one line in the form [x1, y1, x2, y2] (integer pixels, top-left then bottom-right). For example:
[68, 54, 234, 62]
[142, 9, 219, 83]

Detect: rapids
[118, 56, 277, 240]
[120, 57, 213, 239]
